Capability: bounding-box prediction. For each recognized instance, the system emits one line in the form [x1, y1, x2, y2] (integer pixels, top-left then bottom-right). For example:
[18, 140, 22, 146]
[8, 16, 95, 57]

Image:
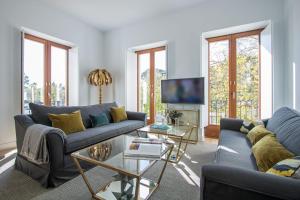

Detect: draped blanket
[20, 124, 64, 165]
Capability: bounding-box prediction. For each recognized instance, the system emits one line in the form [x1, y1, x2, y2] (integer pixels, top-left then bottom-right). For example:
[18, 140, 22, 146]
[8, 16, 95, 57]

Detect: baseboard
[0, 141, 16, 151]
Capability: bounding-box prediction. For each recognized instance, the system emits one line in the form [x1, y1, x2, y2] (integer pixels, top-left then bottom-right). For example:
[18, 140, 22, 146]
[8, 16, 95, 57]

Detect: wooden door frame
[206, 29, 263, 137]
[24, 33, 71, 107]
[136, 46, 166, 124]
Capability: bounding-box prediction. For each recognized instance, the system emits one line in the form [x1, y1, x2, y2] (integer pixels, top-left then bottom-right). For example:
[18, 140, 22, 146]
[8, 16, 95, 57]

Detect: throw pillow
[252, 134, 295, 172]
[110, 106, 127, 123]
[90, 113, 109, 127]
[240, 120, 264, 133]
[267, 156, 300, 179]
[247, 125, 273, 145]
[48, 110, 85, 134]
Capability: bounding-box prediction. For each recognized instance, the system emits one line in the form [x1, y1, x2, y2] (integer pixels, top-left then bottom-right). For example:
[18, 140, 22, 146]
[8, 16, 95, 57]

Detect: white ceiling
[38, 0, 207, 31]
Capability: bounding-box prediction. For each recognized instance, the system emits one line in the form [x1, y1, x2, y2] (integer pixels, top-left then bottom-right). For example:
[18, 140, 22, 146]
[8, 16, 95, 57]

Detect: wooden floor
[205, 137, 218, 144]
[0, 148, 16, 160]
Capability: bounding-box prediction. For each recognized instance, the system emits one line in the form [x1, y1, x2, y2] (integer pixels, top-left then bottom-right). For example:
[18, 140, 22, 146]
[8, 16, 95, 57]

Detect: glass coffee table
[71, 135, 173, 200]
[137, 124, 195, 163]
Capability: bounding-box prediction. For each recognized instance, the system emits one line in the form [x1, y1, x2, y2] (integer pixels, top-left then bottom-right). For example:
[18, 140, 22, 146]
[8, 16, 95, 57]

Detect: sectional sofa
[201, 107, 300, 200]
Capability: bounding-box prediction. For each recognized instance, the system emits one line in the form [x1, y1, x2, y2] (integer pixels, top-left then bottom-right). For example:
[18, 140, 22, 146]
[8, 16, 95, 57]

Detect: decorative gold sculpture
[88, 69, 112, 104]
[88, 143, 112, 161]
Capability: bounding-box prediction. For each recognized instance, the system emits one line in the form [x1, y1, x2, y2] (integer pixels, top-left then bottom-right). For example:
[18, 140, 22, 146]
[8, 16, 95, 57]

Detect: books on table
[132, 138, 165, 144]
[124, 142, 162, 159]
[150, 123, 171, 133]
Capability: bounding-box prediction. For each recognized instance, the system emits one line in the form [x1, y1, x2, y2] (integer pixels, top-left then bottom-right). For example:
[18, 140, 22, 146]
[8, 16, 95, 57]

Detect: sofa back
[267, 107, 300, 155]
[29, 102, 117, 128]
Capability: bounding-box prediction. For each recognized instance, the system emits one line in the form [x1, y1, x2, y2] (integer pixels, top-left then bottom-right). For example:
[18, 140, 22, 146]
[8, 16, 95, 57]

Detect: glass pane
[23, 39, 45, 114]
[138, 53, 150, 118]
[51, 46, 68, 106]
[236, 35, 260, 121]
[154, 50, 167, 117]
[209, 40, 229, 125]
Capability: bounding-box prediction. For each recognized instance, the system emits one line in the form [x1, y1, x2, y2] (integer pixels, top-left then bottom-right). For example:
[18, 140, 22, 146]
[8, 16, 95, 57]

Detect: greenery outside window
[23, 33, 70, 114]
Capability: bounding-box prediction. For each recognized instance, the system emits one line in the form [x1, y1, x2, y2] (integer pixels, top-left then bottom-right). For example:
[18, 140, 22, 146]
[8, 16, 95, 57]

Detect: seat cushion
[216, 130, 258, 170]
[64, 120, 145, 153]
[29, 102, 117, 128]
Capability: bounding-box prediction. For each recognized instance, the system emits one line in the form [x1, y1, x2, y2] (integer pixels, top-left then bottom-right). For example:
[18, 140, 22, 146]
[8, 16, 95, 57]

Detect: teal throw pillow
[90, 113, 109, 127]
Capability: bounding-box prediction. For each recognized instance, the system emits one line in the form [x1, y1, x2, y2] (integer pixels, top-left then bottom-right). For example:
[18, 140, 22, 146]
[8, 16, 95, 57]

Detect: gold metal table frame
[71, 138, 173, 200]
[137, 125, 195, 163]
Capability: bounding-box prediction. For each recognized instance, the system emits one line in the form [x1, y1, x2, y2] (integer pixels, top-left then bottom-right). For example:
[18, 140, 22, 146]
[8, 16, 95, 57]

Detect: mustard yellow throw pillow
[252, 135, 294, 172]
[247, 125, 273, 145]
[110, 106, 127, 123]
[48, 110, 85, 134]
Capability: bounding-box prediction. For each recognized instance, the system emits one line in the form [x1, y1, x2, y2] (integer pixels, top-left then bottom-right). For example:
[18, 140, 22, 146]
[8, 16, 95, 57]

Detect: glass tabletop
[71, 135, 171, 177]
[138, 124, 193, 137]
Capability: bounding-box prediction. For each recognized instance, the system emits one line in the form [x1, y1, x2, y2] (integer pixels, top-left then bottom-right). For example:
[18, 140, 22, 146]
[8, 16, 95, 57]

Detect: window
[206, 29, 263, 137]
[136, 47, 167, 124]
[23, 34, 70, 113]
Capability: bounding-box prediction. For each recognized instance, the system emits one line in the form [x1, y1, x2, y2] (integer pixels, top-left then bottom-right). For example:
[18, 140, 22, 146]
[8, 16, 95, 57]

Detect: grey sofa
[14, 102, 146, 187]
[201, 107, 300, 200]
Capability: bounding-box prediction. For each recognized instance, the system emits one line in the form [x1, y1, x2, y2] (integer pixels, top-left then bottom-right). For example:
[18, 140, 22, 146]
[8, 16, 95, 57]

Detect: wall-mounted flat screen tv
[161, 77, 204, 104]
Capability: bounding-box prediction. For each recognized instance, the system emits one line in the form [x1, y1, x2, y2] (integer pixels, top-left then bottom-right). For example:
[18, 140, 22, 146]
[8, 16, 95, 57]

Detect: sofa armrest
[14, 115, 36, 152]
[201, 164, 300, 200]
[126, 111, 147, 124]
[46, 130, 65, 170]
[220, 118, 243, 132]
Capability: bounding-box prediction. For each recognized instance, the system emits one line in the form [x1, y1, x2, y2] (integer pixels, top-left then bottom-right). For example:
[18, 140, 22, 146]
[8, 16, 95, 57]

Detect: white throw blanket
[20, 124, 65, 165]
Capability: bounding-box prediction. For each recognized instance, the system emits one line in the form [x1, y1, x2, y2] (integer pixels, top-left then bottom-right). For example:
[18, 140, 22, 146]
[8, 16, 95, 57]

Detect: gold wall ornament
[88, 69, 112, 104]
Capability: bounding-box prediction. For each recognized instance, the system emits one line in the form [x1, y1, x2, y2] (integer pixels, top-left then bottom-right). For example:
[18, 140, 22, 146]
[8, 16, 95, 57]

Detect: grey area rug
[0, 142, 217, 200]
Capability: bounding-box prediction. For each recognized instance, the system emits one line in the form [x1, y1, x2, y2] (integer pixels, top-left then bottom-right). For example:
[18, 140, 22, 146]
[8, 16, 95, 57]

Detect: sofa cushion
[247, 125, 273, 145]
[266, 107, 300, 155]
[216, 130, 258, 170]
[48, 110, 86, 134]
[266, 107, 299, 132]
[252, 134, 294, 172]
[110, 106, 128, 122]
[90, 113, 110, 127]
[29, 102, 117, 128]
[267, 156, 300, 178]
[64, 120, 145, 153]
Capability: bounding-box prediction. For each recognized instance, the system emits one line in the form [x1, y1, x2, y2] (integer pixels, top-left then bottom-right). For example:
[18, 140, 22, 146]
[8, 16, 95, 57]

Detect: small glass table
[71, 135, 173, 200]
[137, 124, 194, 163]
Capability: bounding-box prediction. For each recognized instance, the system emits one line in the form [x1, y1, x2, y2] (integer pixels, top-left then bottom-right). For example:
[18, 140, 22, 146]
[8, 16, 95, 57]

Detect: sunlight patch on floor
[0, 149, 17, 174]
[0, 158, 15, 175]
[172, 163, 196, 186]
[217, 145, 238, 154]
[172, 161, 201, 187]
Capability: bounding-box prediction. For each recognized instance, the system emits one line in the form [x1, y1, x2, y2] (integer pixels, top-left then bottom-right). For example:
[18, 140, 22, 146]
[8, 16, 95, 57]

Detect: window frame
[22, 33, 71, 112]
[136, 46, 166, 124]
[205, 29, 263, 137]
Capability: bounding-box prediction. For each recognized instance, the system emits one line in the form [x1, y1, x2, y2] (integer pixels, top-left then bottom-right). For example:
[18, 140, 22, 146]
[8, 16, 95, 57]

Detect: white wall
[103, 0, 286, 112]
[0, 0, 104, 149]
[284, 0, 300, 109]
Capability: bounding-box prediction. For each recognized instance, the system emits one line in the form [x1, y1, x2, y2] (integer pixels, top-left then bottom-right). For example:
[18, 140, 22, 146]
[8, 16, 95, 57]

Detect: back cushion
[29, 102, 117, 128]
[267, 107, 300, 155]
[266, 107, 299, 132]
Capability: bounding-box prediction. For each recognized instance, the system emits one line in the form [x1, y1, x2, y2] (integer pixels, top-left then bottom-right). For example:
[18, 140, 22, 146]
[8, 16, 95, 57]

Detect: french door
[136, 47, 167, 124]
[23, 34, 70, 114]
[206, 29, 263, 137]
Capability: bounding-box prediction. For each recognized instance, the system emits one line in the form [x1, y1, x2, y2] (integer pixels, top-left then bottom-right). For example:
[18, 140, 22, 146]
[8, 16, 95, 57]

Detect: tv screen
[161, 78, 204, 104]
